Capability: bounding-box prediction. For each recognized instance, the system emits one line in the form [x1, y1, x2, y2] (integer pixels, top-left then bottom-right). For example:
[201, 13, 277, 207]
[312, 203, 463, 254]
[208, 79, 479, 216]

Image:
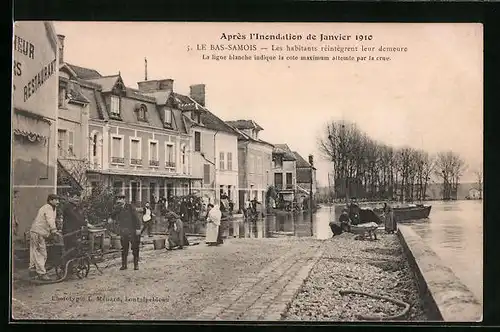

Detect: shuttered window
[203, 164, 211, 184]
[194, 132, 201, 152]
[227, 152, 233, 170]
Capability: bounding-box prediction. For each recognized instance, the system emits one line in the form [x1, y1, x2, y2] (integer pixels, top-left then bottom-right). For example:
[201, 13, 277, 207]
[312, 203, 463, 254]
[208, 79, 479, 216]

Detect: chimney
[190, 84, 205, 106]
[308, 155, 314, 167]
[159, 79, 173, 91]
[137, 79, 173, 93]
[57, 34, 65, 64]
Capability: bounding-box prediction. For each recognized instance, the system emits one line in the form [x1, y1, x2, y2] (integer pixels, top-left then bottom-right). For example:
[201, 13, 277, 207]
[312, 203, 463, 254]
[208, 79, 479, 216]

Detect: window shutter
[203, 164, 211, 184]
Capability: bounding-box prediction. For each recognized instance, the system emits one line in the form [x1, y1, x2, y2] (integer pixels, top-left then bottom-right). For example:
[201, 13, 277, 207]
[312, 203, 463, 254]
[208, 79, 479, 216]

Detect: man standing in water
[109, 195, 142, 270]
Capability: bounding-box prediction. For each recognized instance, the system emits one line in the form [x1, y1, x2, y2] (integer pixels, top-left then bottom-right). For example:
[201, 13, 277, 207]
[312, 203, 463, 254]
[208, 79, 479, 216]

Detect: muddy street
[12, 237, 318, 320]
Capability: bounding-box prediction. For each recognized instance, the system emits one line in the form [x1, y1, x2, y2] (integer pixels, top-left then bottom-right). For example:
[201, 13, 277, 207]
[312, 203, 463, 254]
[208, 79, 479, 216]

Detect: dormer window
[191, 111, 201, 124]
[164, 109, 173, 127]
[58, 87, 66, 108]
[136, 104, 147, 122]
[110, 95, 121, 117]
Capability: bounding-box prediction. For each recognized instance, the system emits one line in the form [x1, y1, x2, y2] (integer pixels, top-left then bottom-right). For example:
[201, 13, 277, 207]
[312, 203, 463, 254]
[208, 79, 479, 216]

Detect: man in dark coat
[109, 195, 142, 270]
[61, 193, 87, 256]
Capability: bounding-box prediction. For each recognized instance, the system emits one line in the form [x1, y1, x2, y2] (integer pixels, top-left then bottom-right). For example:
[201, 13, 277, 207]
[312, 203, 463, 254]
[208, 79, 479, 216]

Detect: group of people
[329, 201, 397, 237]
[243, 197, 261, 221]
[26, 191, 230, 280]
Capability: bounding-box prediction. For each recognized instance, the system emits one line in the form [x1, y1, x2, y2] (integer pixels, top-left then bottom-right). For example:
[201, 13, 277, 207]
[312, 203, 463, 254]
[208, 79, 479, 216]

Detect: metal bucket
[102, 237, 111, 252]
[153, 238, 165, 250]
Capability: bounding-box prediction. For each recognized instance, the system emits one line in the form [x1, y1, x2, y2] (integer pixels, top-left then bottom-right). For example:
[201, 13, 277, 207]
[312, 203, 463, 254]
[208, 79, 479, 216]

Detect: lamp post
[308, 154, 314, 237]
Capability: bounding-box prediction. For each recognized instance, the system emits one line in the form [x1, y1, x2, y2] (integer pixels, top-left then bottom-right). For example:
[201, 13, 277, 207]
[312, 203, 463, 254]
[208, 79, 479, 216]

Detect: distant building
[292, 152, 317, 207]
[226, 119, 274, 212]
[12, 21, 59, 241]
[272, 144, 297, 203]
[467, 188, 481, 200]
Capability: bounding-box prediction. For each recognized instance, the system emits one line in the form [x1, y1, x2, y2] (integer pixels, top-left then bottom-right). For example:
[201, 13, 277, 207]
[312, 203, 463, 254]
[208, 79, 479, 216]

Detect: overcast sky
[53, 22, 483, 185]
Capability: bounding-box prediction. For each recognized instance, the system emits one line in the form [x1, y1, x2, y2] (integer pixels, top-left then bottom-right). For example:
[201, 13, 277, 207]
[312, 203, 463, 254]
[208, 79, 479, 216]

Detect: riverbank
[282, 232, 427, 321]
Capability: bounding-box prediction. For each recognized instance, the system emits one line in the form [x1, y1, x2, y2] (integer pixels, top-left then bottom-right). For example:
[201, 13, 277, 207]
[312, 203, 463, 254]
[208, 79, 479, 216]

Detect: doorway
[130, 181, 138, 203]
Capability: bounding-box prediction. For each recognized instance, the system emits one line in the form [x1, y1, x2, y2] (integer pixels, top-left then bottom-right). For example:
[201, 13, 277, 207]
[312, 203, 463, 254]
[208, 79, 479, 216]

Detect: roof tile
[66, 63, 102, 80]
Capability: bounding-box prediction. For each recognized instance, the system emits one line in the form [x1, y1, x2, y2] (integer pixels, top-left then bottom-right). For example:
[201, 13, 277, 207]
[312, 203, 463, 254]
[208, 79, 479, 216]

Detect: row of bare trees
[318, 121, 469, 202]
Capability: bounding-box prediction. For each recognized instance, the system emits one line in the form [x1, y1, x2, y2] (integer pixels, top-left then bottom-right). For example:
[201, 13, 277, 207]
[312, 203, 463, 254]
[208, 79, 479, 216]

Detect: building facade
[12, 21, 59, 241]
[226, 120, 274, 212]
[57, 38, 199, 204]
[186, 85, 240, 206]
[272, 144, 297, 203]
[293, 152, 318, 207]
[56, 35, 92, 195]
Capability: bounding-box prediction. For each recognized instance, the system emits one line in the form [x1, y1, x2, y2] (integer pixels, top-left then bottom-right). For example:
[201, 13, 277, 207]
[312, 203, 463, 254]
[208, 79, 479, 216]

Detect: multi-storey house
[12, 22, 59, 241]
[272, 144, 297, 203]
[56, 35, 92, 194]
[186, 85, 240, 206]
[57, 38, 199, 205]
[226, 120, 274, 212]
[292, 151, 318, 207]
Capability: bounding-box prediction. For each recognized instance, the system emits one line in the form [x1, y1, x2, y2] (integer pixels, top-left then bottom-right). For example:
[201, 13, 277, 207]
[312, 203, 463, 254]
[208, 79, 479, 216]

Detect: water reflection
[232, 206, 335, 240]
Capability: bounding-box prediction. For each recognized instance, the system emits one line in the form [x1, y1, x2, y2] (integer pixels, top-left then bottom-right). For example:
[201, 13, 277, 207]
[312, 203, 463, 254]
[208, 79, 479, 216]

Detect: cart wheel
[75, 257, 90, 279]
[55, 264, 66, 279]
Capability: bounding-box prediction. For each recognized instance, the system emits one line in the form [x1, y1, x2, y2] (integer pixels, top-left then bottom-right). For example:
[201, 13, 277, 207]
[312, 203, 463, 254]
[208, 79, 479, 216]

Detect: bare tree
[435, 151, 467, 200]
[57, 158, 93, 196]
[319, 121, 465, 203]
[474, 163, 483, 199]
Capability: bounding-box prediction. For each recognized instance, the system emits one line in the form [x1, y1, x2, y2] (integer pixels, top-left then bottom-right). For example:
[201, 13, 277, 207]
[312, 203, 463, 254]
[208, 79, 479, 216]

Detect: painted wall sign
[12, 21, 58, 118]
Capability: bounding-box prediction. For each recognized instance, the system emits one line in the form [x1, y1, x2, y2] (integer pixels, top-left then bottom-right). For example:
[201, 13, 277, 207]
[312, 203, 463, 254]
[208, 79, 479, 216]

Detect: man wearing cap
[109, 195, 142, 270]
[29, 194, 61, 280]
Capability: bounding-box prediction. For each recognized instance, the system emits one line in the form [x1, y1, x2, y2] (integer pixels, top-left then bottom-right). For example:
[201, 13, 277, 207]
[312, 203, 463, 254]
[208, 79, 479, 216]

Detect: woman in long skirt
[166, 212, 187, 250]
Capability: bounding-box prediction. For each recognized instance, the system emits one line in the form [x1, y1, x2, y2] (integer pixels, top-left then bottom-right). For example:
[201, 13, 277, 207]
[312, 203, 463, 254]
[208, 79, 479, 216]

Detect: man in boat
[109, 195, 142, 271]
[330, 208, 351, 237]
[348, 201, 361, 225]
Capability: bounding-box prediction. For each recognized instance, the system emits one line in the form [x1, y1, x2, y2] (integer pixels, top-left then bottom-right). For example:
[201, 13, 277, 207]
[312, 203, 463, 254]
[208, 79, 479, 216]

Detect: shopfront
[12, 21, 59, 241]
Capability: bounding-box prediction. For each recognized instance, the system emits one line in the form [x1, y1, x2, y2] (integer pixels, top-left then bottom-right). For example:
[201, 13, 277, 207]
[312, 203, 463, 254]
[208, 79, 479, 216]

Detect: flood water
[233, 200, 483, 304]
[408, 200, 483, 304]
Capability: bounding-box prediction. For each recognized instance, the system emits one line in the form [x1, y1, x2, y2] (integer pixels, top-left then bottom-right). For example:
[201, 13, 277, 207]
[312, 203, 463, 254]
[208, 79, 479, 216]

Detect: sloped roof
[226, 119, 263, 131]
[59, 77, 90, 104]
[66, 85, 90, 104]
[86, 75, 121, 93]
[293, 151, 315, 169]
[172, 93, 207, 111]
[229, 125, 274, 147]
[66, 63, 102, 79]
[200, 110, 239, 135]
[273, 144, 296, 161]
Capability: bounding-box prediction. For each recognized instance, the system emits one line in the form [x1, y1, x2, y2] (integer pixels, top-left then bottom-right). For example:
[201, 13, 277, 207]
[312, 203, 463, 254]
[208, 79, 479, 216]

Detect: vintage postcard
[11, 21, 482, 322]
